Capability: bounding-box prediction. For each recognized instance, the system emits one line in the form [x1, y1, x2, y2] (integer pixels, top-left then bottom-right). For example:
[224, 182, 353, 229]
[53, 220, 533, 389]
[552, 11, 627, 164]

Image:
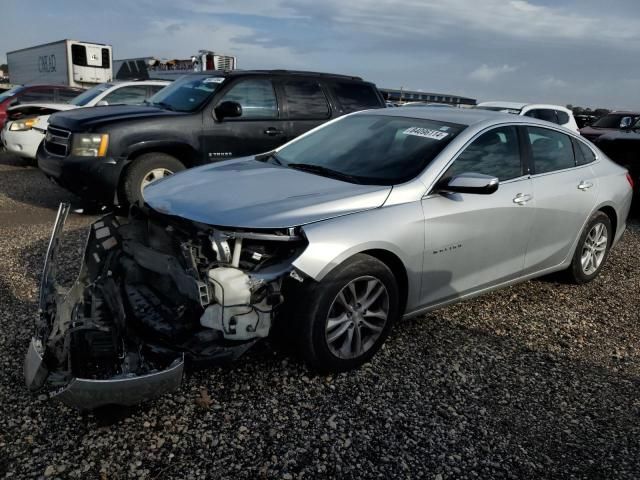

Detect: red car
[0, 84, 84, 130]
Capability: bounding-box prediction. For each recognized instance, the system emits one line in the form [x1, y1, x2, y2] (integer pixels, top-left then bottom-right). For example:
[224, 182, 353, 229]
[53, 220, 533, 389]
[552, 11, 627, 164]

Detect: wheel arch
[125, 142, 199, 168]
[597, 205, 617, 242]
[359, 249, 410, 315]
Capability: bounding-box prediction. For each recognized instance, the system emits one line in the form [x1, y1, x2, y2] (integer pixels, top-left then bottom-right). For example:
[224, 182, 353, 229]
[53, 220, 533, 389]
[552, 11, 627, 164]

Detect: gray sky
[0, 0, 636, 108]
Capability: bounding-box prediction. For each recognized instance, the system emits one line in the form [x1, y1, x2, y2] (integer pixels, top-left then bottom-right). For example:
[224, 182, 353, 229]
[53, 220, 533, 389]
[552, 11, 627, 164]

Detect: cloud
[469, 64, 518, 82]
[541, 76, 569, 89]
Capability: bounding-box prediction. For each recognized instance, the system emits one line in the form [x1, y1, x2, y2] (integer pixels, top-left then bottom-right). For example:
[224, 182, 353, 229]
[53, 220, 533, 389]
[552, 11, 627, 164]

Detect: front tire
[292, 254, 399, 372]
[567, 211, 612, 284]
[121, 153, 185, 206]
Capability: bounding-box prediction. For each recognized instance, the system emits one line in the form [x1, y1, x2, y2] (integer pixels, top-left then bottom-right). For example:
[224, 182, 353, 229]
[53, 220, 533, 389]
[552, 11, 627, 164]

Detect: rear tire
[567, 211, 612, 284]
[290, 254, 399, 372]
[121, 153, 185, 206]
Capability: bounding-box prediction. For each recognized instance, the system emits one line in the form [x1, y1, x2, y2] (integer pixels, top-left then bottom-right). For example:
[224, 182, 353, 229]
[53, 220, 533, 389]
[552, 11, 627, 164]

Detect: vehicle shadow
[0, 151, 84, 211]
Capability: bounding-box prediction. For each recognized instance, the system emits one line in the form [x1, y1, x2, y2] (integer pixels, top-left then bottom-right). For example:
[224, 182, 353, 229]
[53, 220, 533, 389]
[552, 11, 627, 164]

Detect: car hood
[144, 159, 392, 229]
[48, 105, 184, 132]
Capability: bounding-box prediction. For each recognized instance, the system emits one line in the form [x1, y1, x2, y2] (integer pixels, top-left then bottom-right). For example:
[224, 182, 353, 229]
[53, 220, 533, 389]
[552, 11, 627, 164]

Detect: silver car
[26, 108, 633, 409]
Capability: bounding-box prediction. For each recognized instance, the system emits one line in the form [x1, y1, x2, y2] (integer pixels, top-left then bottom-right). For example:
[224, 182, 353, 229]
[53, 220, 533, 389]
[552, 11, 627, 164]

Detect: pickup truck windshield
[276, 114, 465, 185]
[70, 83, 113, 106]
[148, 75, 224, 112]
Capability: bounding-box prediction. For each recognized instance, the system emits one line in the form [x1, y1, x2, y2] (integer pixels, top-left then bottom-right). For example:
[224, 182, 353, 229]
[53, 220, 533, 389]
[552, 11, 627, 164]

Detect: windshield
[476, 105, 522, 114]
[275, 114, 465, 185]
[0, 86, 25, 103]
[70, 83, 113, 106]
[148, 74, 224, 112]
[592, 113, 639, 129]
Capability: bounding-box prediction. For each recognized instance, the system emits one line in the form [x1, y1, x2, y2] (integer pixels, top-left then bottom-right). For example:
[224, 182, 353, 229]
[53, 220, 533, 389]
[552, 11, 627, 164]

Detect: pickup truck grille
[44, 127, 72, 157]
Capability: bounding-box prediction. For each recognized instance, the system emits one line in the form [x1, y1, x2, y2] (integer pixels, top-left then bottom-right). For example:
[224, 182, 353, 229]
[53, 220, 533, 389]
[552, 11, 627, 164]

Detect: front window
[70, 83, 113, 106]
[444, 126, 523, 181]
[275, 114, 465, 185]
[0, 86, 25, 103]
[149, 74, 225, 112]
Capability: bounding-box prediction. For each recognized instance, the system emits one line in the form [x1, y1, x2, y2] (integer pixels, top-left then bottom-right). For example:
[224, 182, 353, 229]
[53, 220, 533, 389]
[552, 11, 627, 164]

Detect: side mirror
[96, 100, 109, 106]
[441, 172, 499, 195]
[214, 101, 242, 120]
[620, 116, 633, 130]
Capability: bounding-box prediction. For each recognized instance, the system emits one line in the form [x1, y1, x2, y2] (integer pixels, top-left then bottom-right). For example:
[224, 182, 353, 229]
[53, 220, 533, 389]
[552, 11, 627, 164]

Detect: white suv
[476, 102, 579, 132]
[1, 80, 170, 160]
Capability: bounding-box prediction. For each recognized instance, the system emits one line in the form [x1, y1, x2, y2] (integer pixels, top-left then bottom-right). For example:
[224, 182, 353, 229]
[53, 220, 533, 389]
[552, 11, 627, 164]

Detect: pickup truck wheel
[292, 254, 399, 372]
[122, 153, 185, 206]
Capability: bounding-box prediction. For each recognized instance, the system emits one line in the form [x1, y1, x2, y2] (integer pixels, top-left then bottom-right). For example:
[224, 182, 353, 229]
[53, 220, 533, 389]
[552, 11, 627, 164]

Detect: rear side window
[524, 109, 557, 124]
[333, 82, 381, 113]
[445, 126, 522, 181]
[102, 85, 149, 105]
[573, 139, 596, 165]
[282, 80, 330, 119]
[527, 126, 575, 174]
[556, 110, 570, 125]
[19, 88, 56, 103]
[220, 79, 278, 119]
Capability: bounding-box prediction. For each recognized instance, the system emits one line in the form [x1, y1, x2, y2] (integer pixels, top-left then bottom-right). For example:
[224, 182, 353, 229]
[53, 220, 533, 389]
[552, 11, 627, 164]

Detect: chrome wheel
[325, 276, 389, 360]
[141, 168, 173, 194]
[581, 222, 608, 275]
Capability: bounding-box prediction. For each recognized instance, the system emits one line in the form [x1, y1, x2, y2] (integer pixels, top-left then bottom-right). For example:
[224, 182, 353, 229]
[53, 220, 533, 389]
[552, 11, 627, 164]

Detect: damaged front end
[25, 203, 307, 410]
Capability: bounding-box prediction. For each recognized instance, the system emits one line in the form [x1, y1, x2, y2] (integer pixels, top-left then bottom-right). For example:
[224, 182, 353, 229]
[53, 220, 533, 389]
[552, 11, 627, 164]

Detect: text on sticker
[403, 127, 449, 140]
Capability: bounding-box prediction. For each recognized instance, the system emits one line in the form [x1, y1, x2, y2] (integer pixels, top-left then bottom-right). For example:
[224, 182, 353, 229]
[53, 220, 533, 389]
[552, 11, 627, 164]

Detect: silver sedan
[27, 108, 633, 408]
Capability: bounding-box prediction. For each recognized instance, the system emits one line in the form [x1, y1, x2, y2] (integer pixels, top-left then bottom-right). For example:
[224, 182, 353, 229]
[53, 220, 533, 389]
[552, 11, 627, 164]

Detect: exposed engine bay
[25, 203, 307, 409]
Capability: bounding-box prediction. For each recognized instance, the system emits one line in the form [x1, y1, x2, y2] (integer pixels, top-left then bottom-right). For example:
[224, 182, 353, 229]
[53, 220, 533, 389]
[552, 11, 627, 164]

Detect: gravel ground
[0, 151, 639, 479]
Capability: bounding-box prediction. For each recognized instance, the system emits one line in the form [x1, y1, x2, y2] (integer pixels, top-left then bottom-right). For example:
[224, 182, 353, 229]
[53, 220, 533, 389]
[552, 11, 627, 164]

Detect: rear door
[279, 78, 332, 141]
[201, 77, 288, 161]
[420, 125, 534, 305]
[522, 125, 599, 273]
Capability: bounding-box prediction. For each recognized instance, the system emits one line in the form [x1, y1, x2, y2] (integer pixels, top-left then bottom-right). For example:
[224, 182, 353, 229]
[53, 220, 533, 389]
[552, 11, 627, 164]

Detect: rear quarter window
[556, 111, 570, 124]
[573, 138, 596, 165]
[333, 82, 382, 113]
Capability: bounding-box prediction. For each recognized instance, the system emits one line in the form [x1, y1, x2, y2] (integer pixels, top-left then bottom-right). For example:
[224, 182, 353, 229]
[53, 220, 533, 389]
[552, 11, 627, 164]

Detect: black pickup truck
[38, 70, 385, 206]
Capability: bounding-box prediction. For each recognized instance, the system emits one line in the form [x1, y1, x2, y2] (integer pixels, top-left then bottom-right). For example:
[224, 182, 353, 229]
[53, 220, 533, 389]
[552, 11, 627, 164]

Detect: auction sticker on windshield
[403, 127, 449, 140]
[203, 77, 225, 84]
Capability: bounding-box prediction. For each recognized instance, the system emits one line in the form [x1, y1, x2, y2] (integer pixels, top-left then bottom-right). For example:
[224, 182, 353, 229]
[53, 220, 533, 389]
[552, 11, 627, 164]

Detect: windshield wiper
[287, 163, 362, 184]
[254, 151, 283, 165]
[153, 101, 175, 111]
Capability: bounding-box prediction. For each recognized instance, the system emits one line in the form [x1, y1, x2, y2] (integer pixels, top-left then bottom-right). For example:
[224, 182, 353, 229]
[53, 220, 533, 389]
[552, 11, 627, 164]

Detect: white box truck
[7, 40, 113, 88]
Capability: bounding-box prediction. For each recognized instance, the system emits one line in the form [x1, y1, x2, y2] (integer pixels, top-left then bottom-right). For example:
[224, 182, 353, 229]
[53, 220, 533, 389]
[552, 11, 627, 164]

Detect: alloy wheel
[325, 276, 389, 359]
[141, 168, 174, 195]
[581, 222, 608, 275]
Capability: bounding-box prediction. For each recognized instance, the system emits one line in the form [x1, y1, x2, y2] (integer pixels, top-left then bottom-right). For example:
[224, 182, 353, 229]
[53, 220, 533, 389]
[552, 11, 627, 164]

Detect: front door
[522, 126, 599, 273]
[420, 125, 535, 306]
[201, 78, 288, 162]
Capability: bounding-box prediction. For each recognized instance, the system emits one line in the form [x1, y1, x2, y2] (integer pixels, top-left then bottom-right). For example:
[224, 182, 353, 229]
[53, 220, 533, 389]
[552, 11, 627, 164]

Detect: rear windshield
[476, 105, 522, 114]
[591, 113, 638, 128]
[70, 83, 113, 106]
[276, 114, 465, 185]
[0, 86, 25, 103]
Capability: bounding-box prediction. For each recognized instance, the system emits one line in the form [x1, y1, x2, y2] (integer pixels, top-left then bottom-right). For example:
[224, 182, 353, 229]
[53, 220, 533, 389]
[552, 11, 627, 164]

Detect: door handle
[264, 127, 284, 136]
[577, 181, 594, 191]
[513, 193, 532, 205]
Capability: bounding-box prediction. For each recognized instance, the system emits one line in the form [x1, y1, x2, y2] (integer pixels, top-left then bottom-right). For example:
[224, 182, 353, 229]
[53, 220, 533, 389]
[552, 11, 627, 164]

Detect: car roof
[184, 69, 366, 82]
[20, 84, 84, 90]
[364, 106, 516, 126]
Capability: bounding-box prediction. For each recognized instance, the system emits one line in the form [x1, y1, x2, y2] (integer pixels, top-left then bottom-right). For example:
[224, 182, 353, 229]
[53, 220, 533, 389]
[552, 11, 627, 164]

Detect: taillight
[627, 172, 635, 189]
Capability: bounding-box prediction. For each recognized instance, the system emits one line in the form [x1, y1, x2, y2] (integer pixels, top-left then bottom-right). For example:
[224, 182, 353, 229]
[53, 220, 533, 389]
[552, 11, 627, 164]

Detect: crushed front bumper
[25, 203, 186, 410]
[25, 338, 185, 410]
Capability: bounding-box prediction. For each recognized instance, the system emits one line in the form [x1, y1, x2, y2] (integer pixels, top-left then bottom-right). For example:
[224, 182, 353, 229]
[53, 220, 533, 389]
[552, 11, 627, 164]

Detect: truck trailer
[7, 40, 113, 88]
